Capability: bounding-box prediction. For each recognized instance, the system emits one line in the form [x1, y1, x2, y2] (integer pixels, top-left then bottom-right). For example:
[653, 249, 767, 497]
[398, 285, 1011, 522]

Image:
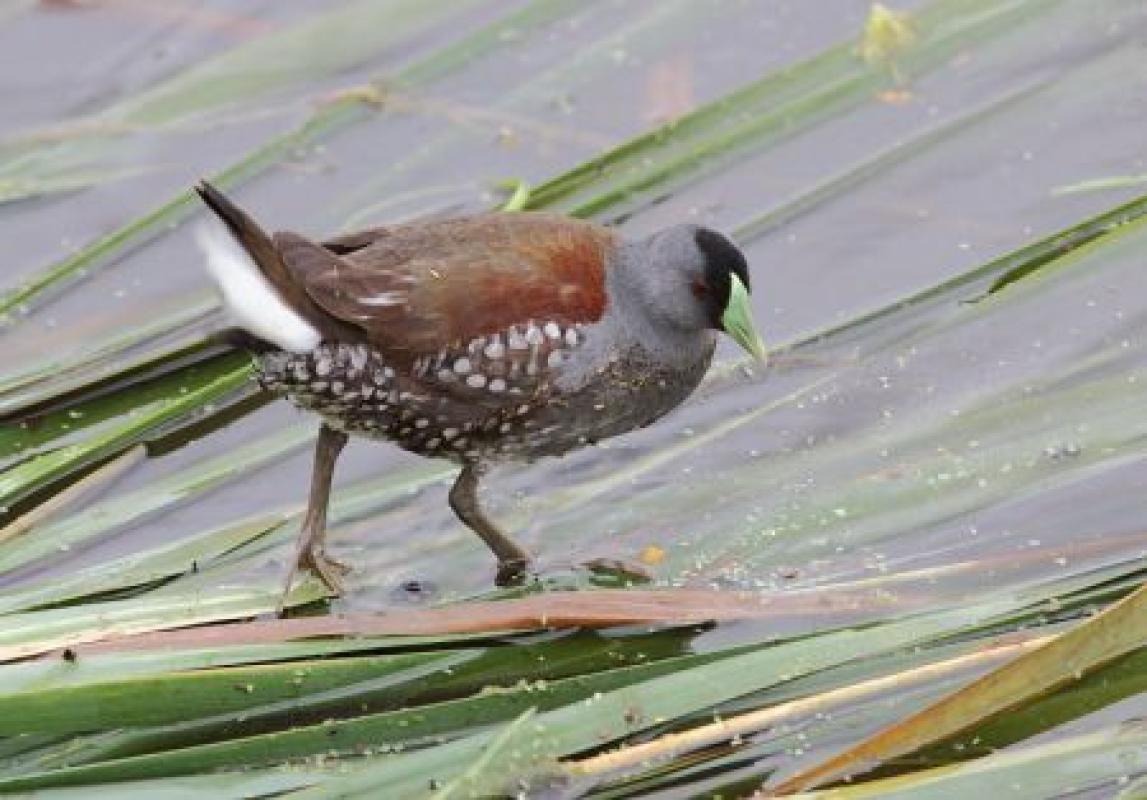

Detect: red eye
[691, 280, 708, 298]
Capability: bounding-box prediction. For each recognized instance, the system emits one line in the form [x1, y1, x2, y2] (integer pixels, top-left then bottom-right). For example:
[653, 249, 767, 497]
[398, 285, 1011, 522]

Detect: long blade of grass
[0, 422, 311, 577]
[1053, 174, 1147, 196]
[0, 352, 251, 462]
[0, 294, 219, 416]
[779, 191, 1147, 356]
[804, 724, 1147, 799]
[567, 635, 1050, 780]
[0, 0, 484, 205]
[0, 164, 158, 206]
[0, 0, 584, 321]
[0, 358, 251, 512]
[770, 579, 1147, 794]
[0, 649, 466, 736]
[730, 79, 1048, 244]
[61, 587, 899, 653]
[0, 644, 721, 789]
[0, 444, 145, 546]
[0, 514, 286, 615]
[526, 0, 1058, 219]
[1, 631, 499, 697]
[0, 770, 320, 800]
[0, 582, 328, 662]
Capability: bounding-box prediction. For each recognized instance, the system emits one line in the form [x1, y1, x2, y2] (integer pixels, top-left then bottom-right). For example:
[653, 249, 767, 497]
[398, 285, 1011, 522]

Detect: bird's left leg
[448, 461, 532, 586]
[279, 424, 350, 612]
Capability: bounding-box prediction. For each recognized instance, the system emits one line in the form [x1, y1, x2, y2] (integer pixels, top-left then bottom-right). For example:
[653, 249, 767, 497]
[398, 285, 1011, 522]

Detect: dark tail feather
[194, 180, 338, 339]
[195, 181, 291, 299]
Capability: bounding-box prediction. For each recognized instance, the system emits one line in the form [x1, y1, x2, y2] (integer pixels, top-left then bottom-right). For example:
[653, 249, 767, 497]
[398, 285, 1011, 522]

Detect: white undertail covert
[195, 223, 321, 353]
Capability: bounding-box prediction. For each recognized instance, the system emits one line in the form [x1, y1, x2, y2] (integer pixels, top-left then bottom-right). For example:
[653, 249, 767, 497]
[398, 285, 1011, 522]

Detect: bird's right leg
[448, 462, 532, 586]
[279, 424, 349, 613]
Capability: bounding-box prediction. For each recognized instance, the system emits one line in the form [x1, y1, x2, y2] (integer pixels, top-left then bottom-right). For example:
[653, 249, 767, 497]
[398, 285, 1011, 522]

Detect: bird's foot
[278, 546, 350, 616]
[581, 557, 654, 585]
[494, 558, 532, 587]
[300, 546, 352, 594]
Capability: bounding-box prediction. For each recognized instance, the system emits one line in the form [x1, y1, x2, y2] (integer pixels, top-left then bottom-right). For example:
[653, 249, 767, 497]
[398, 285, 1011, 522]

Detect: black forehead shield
[694, 228, 750, 329]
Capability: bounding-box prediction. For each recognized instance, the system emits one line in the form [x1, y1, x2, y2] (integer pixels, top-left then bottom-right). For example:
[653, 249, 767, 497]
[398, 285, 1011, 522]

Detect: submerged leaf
[0, 0, 587, 319]
[770, 579, 1147, 793]
[806, 724, 1147, 798]
[2, 1, 1146, 795]
[1052, 173, 1147, 196]
[0, 164, 157, 205]
[0, 360, 251, 514]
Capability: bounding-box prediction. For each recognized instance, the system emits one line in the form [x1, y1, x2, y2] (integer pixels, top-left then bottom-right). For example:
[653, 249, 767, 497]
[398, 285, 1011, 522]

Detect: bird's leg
[279, 424, 350, 612]
[448, 462, 532, 586]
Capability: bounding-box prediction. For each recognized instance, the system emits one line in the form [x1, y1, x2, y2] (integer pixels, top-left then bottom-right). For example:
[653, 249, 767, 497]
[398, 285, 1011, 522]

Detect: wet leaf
[0, 423, 311, 578]
[0, 163, 157, 205]
[0, 0, 584, 319]
[771, 580, 1147, 793]
[3, 0, 1147, 795]
[1052, 173, 1147, 196]
[804, 724, 1147, 799]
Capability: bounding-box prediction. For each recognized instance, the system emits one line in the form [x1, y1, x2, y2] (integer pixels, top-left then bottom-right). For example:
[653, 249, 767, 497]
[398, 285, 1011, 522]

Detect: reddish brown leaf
[68, 587, 910, 658]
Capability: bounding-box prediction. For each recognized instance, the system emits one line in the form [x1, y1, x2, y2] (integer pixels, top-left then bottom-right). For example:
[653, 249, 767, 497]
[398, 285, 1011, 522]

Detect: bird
[193, 180, 767, 606]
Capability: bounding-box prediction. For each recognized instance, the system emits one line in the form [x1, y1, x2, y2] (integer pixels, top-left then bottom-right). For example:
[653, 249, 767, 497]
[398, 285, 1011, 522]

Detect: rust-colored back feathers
[302, 213, 613, 357]
[197, 180, 615, 362]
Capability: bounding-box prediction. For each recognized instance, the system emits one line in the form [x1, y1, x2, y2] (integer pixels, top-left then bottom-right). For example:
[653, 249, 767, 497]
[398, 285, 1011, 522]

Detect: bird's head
[638, 224, 768, 362]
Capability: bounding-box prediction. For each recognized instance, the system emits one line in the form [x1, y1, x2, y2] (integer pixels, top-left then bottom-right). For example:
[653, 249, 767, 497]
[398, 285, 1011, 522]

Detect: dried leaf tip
[859, 3, 916, 84]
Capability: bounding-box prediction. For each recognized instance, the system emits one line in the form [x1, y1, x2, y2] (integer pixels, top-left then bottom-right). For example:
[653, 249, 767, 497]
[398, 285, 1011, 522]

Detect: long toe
[301, 548, 349, 595]
[322, 550, 353, 576]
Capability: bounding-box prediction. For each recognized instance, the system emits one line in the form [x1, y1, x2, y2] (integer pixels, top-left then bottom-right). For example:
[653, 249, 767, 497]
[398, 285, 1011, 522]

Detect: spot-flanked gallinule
[194, 181, 767, 605]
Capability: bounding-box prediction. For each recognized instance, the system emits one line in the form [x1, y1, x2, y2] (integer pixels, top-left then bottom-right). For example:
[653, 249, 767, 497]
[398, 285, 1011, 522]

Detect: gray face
[635, 224, 717, 333]
[616, 224, 752, 335]
[589, 224, 720, 373]
[578, 223, 764, 385]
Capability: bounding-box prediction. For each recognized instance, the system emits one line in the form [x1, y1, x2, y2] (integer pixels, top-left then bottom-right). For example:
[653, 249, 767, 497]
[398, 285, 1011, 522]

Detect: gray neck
[603, 241, 718, 363]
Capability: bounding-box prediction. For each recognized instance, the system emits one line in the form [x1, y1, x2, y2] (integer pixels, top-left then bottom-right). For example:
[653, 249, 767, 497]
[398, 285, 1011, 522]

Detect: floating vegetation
[0, 0, 1145, 796]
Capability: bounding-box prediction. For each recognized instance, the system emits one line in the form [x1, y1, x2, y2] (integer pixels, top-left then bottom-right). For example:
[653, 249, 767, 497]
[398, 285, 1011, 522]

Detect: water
[2, 0, 1147, 793]
[4, 0, 1146, 615]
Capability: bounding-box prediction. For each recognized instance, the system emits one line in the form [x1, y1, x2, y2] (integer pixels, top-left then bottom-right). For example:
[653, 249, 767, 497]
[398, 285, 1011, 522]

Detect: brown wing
[280, 212, 614, 359]
[321, 225, 392, 255]
[319, 207, 466, 254]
